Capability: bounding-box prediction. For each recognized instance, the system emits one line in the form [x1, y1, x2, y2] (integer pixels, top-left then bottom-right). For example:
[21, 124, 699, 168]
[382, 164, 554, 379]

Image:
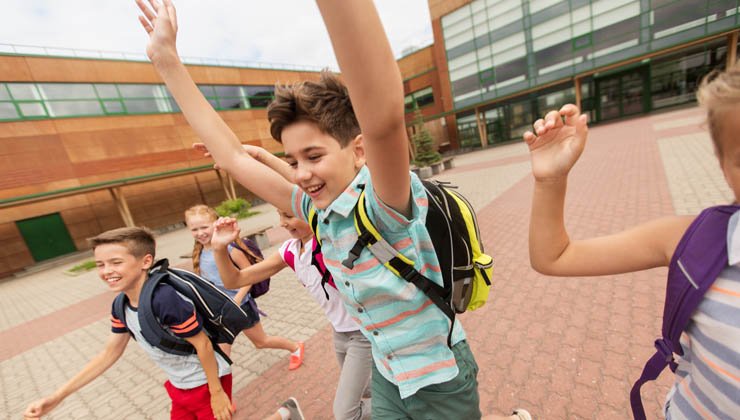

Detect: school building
[1, 0, 739, 278]
[402, 0, 740, 150]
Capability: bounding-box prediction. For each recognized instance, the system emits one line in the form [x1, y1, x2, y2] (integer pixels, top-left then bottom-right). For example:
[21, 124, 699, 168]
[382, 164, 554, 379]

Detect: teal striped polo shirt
[291, 165, 466, 398]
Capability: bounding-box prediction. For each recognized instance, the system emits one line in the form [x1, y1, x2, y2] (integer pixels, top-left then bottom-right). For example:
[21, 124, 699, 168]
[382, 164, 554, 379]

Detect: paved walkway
[0, 106, 729, 419]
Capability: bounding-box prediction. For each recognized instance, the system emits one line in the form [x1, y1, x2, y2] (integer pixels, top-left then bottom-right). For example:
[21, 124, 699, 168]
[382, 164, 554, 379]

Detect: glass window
[0, 85, 10, 100]
[103, 100, 125, 114]
[8, 84, 40, 100]
[214, 85, 242, 97]
[442, 4, 471, 30]
[123, 98, 161, 113]
[199, 85, 216, 97]
[247, 97, 271, 108]
[0, 102, 18, 119]
[529, 0, 563, 14]
[217, 97, 245, 110]
[95, 84, 120, 99]
[18, 102, 47, 117]
[537, 86, 575, 112]
[592, 1, 640, 31]
[508, 98, 534, 139]
[404, 95, 415, 112]
[118, 84, 159, 98]
[38, 83, 97, 100]
[45, 100, 103, 117]
[244, 86, 274, 97]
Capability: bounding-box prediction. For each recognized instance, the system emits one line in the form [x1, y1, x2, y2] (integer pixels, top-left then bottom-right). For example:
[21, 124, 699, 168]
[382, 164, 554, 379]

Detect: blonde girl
[185, 205, 304, 369]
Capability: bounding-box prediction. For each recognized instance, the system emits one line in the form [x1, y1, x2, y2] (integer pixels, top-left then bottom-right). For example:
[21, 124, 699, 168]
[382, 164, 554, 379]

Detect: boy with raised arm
[136, 1, 530, 418]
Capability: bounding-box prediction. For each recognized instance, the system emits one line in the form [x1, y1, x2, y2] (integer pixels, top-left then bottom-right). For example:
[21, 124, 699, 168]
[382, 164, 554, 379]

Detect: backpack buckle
[342, 250, 361, 269]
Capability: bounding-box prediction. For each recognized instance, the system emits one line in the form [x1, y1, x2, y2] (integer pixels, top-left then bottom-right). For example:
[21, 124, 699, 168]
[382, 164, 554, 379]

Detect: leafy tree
[410, 107, 441, 167]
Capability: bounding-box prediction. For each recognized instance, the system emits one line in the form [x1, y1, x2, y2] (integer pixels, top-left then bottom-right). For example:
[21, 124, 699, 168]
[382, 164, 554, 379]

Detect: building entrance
[595, 65, 650, 122]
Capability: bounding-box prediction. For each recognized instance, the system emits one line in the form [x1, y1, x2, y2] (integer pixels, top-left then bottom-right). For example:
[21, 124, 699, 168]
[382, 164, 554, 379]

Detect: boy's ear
[351, 134, 366, 169]
[141, 254, 154, 270]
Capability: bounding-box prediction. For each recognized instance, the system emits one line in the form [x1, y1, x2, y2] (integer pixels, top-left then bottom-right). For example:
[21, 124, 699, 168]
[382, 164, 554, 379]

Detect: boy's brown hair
[268, 70, 360, 147]
[89, 227, 156, 259]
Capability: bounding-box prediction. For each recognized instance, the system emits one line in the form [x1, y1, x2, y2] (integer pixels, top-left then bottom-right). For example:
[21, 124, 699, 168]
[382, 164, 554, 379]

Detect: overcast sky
[0, 1, 433, 70]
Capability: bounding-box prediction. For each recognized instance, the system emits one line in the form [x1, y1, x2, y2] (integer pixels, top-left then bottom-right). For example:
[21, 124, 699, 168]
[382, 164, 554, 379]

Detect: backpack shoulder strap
[282, 240, 297, 271]
[630, 205, 739, 420]
[308, 206, 320, 245]
[344, 186, 456, 346]
[137, 261, 196, 356]
[112, 292, 132, 337]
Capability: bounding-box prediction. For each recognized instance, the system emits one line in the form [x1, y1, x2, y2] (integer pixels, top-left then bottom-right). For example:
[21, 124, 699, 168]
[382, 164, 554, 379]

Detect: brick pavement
[0, 106, 729, 419]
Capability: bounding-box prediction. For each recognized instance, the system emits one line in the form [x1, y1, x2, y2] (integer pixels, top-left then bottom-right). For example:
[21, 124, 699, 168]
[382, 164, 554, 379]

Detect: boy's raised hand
[211, 217, 240, 249]
[523, 104, 588, 182]
[135, 0, 180, 68]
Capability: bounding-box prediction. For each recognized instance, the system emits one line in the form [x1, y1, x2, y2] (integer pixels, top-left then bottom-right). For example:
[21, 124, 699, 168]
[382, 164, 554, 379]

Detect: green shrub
[215, 198, 258, 219]
[69, 260, 96, 273]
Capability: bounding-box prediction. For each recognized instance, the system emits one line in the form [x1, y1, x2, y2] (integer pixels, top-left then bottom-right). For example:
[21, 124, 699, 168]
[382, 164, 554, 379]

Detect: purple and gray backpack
[228, 237, 270, 299]
[630, 204, 739, 419]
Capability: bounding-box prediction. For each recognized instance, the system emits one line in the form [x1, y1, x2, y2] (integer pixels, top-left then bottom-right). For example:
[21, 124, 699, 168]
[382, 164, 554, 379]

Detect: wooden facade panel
[398, 47, 435, 79]
[429, 0, 471, 20]
[59, 205, 97, 225]
[52, 114, 178, 134]
[0, 120, 58, 139]
[0, 134, 77, 190]
[188, 66, 242, 85]
[61, 126, 186, 163]
[24, 57, 160, 83]
[0, 56, 34, 81]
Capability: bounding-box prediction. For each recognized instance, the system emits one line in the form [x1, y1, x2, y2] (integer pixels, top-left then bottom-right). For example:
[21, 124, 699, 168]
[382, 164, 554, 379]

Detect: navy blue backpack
[113, 259, 253, 364]
[630, 205, 739, 419]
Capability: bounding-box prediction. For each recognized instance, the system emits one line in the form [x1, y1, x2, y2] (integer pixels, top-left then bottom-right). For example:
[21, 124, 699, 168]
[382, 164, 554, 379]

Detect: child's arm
[316, 0, 411, 215]
[194, 142, 294, 183]
[526, 105, 694, 276]
[183, 331, 232, 420]
[211, 218, 287, 289]
[135, 0, 293, 212]
[23, 333, 129, 418]
[227, 248, 253, 303]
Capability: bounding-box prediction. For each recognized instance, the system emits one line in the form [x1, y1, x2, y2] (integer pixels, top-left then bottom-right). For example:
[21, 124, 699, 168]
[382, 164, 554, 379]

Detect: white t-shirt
[279, 238, 359, 332]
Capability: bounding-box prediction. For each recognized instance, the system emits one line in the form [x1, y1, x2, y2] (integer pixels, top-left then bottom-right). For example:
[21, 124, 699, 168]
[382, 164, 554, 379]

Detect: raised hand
[135, 0, 180, 68]
[211, 217, 240, 249]
[523, 104, 588, 182]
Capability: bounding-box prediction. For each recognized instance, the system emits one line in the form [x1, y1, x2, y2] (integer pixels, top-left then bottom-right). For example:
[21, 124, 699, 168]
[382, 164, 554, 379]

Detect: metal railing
[0, 43, 326, 72]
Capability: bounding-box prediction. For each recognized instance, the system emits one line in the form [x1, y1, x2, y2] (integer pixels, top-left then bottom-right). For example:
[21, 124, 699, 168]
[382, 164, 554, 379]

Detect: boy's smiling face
[94, 243, 152, 295]
[282, 120, 365, 210]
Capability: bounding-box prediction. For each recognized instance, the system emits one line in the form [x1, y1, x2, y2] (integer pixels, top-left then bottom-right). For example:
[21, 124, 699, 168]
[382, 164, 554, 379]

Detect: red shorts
[164, 374, 233, 420]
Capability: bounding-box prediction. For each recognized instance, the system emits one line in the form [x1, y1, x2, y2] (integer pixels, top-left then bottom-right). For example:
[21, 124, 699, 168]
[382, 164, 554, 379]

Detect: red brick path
[235, 115, 678, 419]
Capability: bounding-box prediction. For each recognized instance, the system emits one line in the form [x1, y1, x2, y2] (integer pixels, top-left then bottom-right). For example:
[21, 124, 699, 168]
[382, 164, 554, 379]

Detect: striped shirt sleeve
[110, 302, 128, 334]
[290, 185, 310, 223]
[364, 172, 427, 234]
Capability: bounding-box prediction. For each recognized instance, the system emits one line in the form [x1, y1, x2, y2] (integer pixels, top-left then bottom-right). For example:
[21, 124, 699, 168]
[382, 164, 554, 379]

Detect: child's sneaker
[288, 342, 304, 370]
[279, 397, 305, 420]
[512, 408, 532, 420]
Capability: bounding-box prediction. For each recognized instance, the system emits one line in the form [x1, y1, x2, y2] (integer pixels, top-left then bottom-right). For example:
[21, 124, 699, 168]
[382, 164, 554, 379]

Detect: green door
[16, 213, 77, 262]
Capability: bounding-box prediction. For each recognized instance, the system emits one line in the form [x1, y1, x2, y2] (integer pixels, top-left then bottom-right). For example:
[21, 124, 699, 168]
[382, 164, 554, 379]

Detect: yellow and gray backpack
[309, 180, 492, 346]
